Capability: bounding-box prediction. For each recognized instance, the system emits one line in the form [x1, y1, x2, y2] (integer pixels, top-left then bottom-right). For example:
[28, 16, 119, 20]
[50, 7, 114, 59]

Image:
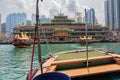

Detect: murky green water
[0, 43, 120, 80]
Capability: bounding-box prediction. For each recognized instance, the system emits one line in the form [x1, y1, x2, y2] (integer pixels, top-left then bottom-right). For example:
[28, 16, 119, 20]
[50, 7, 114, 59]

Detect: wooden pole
[85, 9, 89, 73]
[36, 0, 43, 74]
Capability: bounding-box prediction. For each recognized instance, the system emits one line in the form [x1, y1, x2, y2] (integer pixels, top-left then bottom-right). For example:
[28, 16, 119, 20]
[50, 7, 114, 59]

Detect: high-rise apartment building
[26, 20, 32, 26]
[40, 15, 50, 23]
[109, 0, 114, 30]
[31, 14, 36, 26]
[75, 12, 82, 23]
[6, 13, 27, 34]
[31, 14, 50, 26]
[0, 14, 1, 33]
[104, 0, 110, 27]
[1, 23, 6, 35]
[105, 0, 120, 30]
[114, 0, 120, 30]
[86, 8, 95, 26]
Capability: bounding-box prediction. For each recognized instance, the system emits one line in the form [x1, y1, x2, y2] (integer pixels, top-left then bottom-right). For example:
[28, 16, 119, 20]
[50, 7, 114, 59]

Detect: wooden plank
[58, 64, 120, 78]
[47, 65, 57, 72]
[52, 56, 113, 65]
[42, 56, 57, 67]
[33, 56, 57, 78]
[33, 65, 57, 78]
[33, 68, 48, 78]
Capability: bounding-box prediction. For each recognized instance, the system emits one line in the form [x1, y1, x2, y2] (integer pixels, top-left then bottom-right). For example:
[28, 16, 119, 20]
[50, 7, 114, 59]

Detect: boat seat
[52, 56, 114, 65]
[42, 56, 57, 67]
[47, 65, 57, 72]
[58, 64, 120, 78]
[34, 65, 57, 77]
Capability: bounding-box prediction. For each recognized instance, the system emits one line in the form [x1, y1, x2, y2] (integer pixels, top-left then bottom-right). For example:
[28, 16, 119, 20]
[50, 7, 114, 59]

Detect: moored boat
[77, 36, 93, 45]
[12, 32, 31, 48]
[78, 36, 102, 45]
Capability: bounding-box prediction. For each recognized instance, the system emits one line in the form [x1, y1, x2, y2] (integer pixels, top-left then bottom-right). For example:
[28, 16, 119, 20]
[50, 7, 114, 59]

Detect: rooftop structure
[51, 13, 75, 24]
[75, 12, 82, 23]
[0, 14, 1, 33]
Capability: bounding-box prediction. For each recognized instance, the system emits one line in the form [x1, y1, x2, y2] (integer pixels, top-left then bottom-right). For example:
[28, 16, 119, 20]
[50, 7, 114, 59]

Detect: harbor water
[0, 43, 120, 80]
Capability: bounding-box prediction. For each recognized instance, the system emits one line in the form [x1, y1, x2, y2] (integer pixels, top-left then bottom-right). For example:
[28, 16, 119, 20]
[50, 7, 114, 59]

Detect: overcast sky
[0, 0, 105, 25]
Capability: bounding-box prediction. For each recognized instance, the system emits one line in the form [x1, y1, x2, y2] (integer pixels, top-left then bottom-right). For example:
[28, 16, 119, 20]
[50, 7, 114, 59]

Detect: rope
[41, 28, 53, 54]
[39, 0, 53, 56]
[107, 42, 120, 52]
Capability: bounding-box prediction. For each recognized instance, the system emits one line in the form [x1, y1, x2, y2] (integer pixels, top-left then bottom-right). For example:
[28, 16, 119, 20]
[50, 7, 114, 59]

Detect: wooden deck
[33, 56, 57, 78]
[58, 63, 120, 78]
[52, 55, 113, 65]
[33, 52, 120, 79]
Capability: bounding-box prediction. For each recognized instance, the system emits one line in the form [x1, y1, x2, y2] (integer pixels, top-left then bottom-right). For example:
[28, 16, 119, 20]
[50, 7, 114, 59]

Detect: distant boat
[78, 36, 102, 45]
[12, 32, 31, 48]
[78, 36, 93, 45]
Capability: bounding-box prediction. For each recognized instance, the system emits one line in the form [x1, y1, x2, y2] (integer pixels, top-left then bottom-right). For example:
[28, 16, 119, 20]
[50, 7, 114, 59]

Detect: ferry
[12, 32, 31, 48]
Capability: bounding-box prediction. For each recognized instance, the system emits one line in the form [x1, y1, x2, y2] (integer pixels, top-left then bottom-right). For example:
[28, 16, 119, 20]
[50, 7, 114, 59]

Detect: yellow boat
[12, 32, 31, 48]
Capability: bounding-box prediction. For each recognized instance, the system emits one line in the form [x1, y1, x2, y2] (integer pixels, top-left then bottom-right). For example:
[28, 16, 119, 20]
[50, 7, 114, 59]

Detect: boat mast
[85, 9, 89, 72]
[36, 0, 43, 73]
[29, 0, 43, 80]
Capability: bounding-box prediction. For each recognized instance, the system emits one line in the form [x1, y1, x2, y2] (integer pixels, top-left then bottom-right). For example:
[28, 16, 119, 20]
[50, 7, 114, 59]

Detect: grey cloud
[49, 8, 58, 18]
[56, 0, 67, 6]
[0, 0, 105, 25]
[66, 0, 78, 13]
[13, 1, 25, 9]
[48, 1, 60, 18]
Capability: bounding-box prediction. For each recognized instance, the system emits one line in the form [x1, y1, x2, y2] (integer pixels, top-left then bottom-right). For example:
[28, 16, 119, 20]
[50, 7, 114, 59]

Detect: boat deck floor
[58, 63, 120, 78]
[34, 63, 120, 78]
[33, 54, 120, 79]
[52, 55, 113, 65]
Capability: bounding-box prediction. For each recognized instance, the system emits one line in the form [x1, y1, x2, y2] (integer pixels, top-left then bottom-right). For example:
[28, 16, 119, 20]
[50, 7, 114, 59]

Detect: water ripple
[0, 43, 120, 80]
